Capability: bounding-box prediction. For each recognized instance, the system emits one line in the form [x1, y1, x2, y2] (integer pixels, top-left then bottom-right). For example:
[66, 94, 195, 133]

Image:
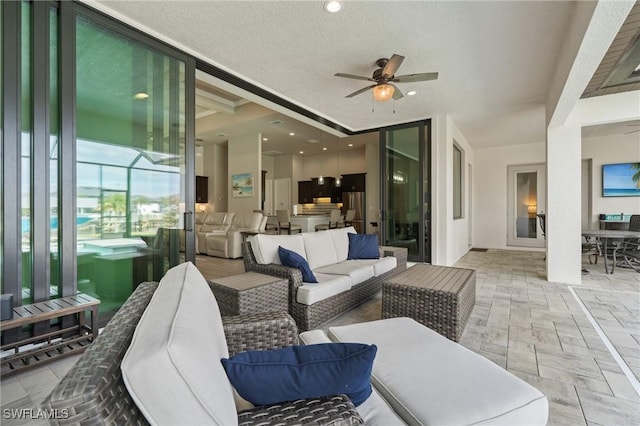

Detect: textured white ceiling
[88, 0, 580, 148]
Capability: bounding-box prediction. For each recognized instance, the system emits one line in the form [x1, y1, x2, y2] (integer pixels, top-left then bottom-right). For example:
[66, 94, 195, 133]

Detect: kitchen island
[267, 214, 330, 233]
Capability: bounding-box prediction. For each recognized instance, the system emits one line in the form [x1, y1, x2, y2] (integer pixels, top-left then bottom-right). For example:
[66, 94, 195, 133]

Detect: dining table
[581, 229, 640, 274]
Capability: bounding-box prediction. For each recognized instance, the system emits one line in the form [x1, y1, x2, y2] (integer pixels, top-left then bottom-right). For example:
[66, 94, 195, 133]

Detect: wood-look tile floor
[1, 251, 639, 425]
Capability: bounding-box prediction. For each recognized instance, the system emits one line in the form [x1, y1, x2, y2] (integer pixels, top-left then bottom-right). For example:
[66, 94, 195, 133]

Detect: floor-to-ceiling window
[75, 14, 191, 318]
[380, 121, 431, 263]
[2, 1, 195, 332]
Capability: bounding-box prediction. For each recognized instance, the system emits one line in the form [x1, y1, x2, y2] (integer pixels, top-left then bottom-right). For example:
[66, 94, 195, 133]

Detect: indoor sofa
[243, 227, 406, 331]
[204, 211, 266, 259]
[44, 262, 548, 425]
[195, 211, 235, 254]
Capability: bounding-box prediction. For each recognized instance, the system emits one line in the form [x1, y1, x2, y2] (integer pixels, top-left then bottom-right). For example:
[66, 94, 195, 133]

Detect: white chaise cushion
[314, 260, 375, 285]
[122, 262, 237, 426]
[328, 226, 357, 262]
[299, 329, 406, 426]
[296, 273, 351, 305]
[250, 233, 306, 265]
[327, 317, 548, 426]
[303, 231, 338, 269]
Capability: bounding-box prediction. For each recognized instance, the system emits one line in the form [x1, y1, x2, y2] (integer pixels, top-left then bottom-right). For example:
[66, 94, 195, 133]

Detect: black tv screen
[602, 162, 640, 197]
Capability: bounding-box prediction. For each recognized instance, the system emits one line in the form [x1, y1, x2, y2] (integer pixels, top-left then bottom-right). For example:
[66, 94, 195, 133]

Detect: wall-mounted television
[602, 162, 640, 197]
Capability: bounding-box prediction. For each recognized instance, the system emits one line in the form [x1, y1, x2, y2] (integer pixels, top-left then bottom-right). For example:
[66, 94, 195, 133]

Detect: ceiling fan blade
[390, 83, 404, 100]
[345, 84, 377, 98]
[335, 73, 375, 82]
[393, 72, 439, 83]
[382, 54, 405, 79]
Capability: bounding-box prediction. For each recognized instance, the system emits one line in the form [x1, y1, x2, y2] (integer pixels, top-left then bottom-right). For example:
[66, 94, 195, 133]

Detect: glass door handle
[183, 211, 193, 232]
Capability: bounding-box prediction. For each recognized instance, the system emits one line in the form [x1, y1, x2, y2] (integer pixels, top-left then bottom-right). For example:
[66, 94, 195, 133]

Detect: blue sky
[603, 163, 637, 189]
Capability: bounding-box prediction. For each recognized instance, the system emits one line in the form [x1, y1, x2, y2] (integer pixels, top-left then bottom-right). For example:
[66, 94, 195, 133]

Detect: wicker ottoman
[208, 272, 288, 316]
[382, 264, 476, 342]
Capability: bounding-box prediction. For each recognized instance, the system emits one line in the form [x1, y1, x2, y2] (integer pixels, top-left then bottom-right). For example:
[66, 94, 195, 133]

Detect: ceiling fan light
[372, 84, 394, 102]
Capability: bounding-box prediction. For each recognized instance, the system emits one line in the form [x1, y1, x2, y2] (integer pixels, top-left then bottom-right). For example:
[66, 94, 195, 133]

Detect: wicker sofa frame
[243, 242, 406, 331]
[43, 281, 362, 425]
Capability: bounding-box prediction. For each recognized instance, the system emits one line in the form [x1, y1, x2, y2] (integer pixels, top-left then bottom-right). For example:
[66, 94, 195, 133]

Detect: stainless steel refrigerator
[342, 192, 365, 234]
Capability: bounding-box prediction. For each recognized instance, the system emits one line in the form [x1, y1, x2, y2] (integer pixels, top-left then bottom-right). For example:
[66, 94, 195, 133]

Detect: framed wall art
[232, 173, 254, 197]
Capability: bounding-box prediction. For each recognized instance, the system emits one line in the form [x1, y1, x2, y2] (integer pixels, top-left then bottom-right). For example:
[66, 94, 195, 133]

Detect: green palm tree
[631, 163, 640, 188]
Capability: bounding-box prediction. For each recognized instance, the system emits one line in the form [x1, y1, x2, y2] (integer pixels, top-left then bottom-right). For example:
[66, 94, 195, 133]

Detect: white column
[546, 125, 582, 284]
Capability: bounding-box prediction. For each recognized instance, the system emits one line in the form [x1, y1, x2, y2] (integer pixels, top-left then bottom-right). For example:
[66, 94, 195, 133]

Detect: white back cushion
[122, 262, 237, 425]
[303, 231, 339, 269]
[250, 233, 306, 264]
[328, 226, 357, 262]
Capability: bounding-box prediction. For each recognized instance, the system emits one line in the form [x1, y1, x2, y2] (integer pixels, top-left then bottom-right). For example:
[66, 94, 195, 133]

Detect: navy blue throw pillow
[278, 246, 318, 283]
[221, 343, 377, 407]
[347, 233, 380, 260]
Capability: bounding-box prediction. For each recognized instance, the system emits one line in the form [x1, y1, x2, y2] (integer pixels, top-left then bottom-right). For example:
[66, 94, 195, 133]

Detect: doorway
[379, 121, 431, 263]
[506, 164, 546, 247]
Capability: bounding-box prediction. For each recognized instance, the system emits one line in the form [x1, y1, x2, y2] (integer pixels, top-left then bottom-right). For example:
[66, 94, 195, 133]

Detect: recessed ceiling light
[324, 0, 342, 13]
[269, 119, 284, 125]
[322, 147, 328, 151]
[299, 151, 304, 154]
[289, 132, 295, 136]
[262, 137, 268, 141]
[307, 138, 319, 143]
[133, 92, 149, 100]
[216, 132, 228, 137]
[348, 143, 353, 147]
[407, 90, 417, 96]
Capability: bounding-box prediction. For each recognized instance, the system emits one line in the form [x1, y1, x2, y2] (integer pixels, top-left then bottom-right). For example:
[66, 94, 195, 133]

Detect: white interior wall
[582, 130, 640, 229]
[202, 143, 228, 212]
[228, 134, 262, 212]
[473, 142, 546, 250]
[431, 115, 475, 266]
[262, 155, 275, 179]
[446, 116, 474, 264]
[300, 148, 366, 180]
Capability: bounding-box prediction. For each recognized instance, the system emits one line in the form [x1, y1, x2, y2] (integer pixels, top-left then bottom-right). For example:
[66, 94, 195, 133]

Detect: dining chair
[315, 209, 341, 231]
[276, 210, 301, 235]
[343, 209, 356, 227]
[620, 215, 640, 272]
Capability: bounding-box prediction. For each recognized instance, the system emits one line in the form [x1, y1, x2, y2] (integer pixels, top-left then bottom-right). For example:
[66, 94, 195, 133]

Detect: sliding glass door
[75, 13, 193, 319]
[380, 121, 431, 263]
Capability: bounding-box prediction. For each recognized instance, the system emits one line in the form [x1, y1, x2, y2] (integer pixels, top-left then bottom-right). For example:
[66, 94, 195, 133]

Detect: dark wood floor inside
[195, 254, 245, 280]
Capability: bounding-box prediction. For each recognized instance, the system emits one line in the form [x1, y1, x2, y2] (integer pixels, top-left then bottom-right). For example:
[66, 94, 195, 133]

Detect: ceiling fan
[335, 54, 438, 102]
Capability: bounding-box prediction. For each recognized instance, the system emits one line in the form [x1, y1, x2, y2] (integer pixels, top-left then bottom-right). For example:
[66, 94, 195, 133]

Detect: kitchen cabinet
[196, 176, 208, 203]
[311, 177, 335, 198]
[340, 173, 366, 192]
[298, 180, 313, 203]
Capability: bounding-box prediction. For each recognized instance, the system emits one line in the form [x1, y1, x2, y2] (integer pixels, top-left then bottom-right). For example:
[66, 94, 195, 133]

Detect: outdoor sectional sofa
[43, 262, 548, 425]
[243, 227, 407, 331]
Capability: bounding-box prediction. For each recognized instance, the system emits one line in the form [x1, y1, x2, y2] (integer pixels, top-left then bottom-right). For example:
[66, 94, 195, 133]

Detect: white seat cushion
[299, 329, 406, 426]
[250, 233, 306, 265]
[314, 260, 375, 285]
[296, 273, 351, 305]
[328, 226, 357, 262]
[303, 231, 339, 269]
[327, 317, 548, 426]
[371, 256, 397, 276]
[121, 262, 237, 425]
